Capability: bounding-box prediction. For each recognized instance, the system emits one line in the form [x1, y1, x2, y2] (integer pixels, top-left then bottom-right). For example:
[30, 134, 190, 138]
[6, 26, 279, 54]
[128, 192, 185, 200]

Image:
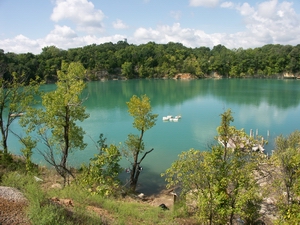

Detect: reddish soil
[0, 196, 30, 225]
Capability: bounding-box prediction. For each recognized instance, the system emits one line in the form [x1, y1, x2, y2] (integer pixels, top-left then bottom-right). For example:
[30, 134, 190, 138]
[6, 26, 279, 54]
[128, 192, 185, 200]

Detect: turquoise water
[8, 79, 300, 194]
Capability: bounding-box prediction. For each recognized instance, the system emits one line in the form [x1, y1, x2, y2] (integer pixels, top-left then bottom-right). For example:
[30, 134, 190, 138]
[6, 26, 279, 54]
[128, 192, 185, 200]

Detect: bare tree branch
[138, 148, 154, 165]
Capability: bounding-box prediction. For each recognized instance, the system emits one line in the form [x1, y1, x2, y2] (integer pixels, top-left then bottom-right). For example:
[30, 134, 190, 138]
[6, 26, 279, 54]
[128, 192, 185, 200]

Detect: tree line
[1, 41, 300, 82]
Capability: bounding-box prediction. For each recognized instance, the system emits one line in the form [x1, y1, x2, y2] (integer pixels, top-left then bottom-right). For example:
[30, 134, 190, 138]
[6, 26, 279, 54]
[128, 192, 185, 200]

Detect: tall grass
[1, 172, 102, 224]
[1, 170, 181, 225]
[102, 199, 175, 225]
[52, 183, 176, 225]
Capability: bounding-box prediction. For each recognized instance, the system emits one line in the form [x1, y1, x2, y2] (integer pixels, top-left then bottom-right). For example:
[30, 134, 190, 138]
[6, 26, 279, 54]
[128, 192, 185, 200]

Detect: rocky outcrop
[173, 73, 198, 80]
[210, 72, 222, 79]
[283, 72, 297, 79]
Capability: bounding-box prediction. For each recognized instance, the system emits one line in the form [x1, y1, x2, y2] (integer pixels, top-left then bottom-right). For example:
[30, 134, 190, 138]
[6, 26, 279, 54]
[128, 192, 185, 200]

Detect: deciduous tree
[124, 94, 158, 192]
[163, 109, 263, 224]
[0, 72, 40, 159]
[20, 62, 89, 185]
[272, 131, 300, 224]
[121, 61, 134, 78]
[79, 134, 122, 196]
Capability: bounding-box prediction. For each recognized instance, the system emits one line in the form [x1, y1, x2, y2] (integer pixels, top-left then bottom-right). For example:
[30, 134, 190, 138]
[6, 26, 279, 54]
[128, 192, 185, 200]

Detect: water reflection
[84, 79, 300, 110]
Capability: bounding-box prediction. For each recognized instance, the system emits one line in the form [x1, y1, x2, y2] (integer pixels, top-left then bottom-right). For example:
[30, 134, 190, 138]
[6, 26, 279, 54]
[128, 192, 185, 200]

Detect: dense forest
[1, 41, 300, 82]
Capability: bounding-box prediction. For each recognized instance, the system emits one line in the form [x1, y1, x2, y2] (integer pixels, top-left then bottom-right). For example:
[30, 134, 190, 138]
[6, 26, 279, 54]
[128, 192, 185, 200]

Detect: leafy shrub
[79, 143, 122, 196]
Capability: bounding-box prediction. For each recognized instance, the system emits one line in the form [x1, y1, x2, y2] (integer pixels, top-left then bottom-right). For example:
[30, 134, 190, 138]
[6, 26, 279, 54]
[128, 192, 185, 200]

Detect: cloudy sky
[0, 0, 299, 54]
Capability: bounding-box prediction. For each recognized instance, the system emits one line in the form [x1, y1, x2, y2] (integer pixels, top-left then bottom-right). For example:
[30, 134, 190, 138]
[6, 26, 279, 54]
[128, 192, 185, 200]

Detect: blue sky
[0, 0, 299, 54]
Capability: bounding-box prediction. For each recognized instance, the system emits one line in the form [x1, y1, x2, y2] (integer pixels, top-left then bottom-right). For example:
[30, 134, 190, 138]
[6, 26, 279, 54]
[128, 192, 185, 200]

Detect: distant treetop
[1, 42, 299, 82]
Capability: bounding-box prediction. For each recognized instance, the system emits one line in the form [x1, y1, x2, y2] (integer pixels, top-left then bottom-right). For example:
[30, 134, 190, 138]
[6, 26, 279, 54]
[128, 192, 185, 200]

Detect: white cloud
[1, 0, 300, 54]
[239, 0, 300, 44]
[189, 0, 220, 7]
[236, 3, 255, 16]
[41, 25, 126, 52]
[238, 102, 288, 127]
[277, 10, 284, 17]
[170, 11, 182, 20]
[43, 25, 78, 47]
[112, 19, 128, 29]
[133, 23, 217, 47]
[0, 35, 40, 54]
[257, 0, 278, 19]
[51, 0, 105, 33]
[0, 25, 126, 54]
[47, 25, 77, 39]
[134, 27, 160, 41]
[220, 1, 235, 9]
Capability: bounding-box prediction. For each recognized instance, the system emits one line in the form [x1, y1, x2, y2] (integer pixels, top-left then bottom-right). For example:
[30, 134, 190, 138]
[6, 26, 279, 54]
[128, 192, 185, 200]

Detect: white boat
[172, 117, 179, 122]
[163, 114, 181, 122]
[163, 115, 173, 121]
[162, 116, 169, 121]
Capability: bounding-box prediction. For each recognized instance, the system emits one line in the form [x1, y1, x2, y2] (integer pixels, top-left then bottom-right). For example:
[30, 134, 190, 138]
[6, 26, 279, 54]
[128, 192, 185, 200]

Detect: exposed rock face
[211, 72, 222, 79]
[283, 72, 296, 79]
[173, 73, 198, 79]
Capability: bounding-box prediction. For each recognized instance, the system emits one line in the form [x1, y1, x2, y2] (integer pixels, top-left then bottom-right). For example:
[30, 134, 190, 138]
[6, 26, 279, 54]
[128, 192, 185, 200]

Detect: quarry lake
[8, 78, 300, 194]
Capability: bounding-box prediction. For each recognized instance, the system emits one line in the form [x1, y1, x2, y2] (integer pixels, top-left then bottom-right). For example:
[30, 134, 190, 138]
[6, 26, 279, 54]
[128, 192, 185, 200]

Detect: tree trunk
[60, 106, 70, 186]
[129, 129, 144, 192]
[129, 151, 139, 191]
[0, 119, 8, 155]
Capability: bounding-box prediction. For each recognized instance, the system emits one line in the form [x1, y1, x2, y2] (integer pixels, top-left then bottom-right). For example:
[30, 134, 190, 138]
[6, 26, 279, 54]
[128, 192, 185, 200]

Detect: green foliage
[4, 43, 300, 81]
[19, 136, 37, 173]
[1, 172, 101, 225]
[2, 172, 57, 225]
[2, 172, 54, 224]
[101, 198, 175, 225]
[124, 94, 158, 192]
[127, 95, 157, 132]
[79, 134, 122, 196]
[1, 170, 178, 225]
[23, 180, 67, 225]
[121, 61, 134, 78]
[163, 109, 263, 224]
[0, 72, 40, 157]
[0, 154, 32, 178]
[272, 131, 300, 224]
[1, 171, 32, 189]
[20, 61, 89, 185]
[50, 181, 176, 225]
[38, 46, 66, 82]
[275, 204, 300, 225]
